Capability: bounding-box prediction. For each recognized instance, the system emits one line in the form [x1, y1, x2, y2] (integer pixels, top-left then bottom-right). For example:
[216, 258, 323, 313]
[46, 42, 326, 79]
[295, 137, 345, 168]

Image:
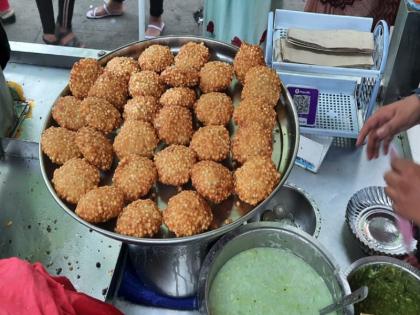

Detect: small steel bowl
[346, 186, 417, 256]
[260, 184, 321, 237]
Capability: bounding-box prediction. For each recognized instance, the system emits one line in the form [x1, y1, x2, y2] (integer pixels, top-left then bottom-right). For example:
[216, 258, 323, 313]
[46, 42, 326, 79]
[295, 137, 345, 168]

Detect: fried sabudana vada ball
[52, 96, 85, 131]
[75, 186, 124, 223]
[115, 199, 162, 237]
[129, 70, 165, 98]
[154, 106, 193, 145]
[234, 156, 280, 205]
[163, 190, 213, 237]
[123, 96, 160, 123]
[88, 71, 128, 111]
[194, 92, 233, 126]
[113, 120, 158, 159]
[232, 125, 273, 164]
[52, 158, 100, 204]
[233, 42, 265, 84]
[174, 42, 209, 71]
[41, 127, 81, 165]
[190, 126, 230, 161]
[75, 127, 113, 171]
[160, 66, 199, 87]
[69, 58, 103, 99]
[80, 97, 122, 134]
[113, 155, 157, 201]
[199, 61, 234, 93]
[105, 56, 140, 78]
[154, 145, 196, 186]
[233, 98, 277, 130]
[160, 87, 196, 109]
[138, 44, 174, 73]
[242, 66, 281, 107]
[191, 161, 233, 204]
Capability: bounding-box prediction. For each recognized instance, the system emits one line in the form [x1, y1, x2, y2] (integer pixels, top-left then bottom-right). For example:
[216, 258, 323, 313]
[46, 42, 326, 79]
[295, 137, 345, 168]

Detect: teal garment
[203, 0, 280, 45]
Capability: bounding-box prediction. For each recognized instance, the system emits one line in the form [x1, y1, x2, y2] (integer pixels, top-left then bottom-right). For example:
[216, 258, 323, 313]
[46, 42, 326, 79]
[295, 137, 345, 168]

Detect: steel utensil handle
[319, 286, 368, 315]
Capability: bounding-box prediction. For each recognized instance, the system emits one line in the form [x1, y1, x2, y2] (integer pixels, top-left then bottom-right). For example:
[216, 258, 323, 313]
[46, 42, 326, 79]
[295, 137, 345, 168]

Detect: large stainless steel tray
[40, 36, 299, 246]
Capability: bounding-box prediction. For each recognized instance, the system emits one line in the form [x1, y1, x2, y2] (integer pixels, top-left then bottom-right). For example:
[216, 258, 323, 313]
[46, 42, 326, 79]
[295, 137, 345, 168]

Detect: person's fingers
[356, 118, 379, 147]
[390, 156, 411, 174]
[385, 186, 399, 204]
[382, 136, 393, 155]
[377, 117, 399, 139]
[384, 170, 400, 188]
[366, 130, 380, 160]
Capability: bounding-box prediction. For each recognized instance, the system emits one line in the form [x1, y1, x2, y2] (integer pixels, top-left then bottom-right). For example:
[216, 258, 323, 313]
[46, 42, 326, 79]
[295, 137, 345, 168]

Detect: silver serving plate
[260, 183, 321, 237]
[346, 186, 417, 256]
[39, 36, 299, 246]
[198, 222, 353, 315]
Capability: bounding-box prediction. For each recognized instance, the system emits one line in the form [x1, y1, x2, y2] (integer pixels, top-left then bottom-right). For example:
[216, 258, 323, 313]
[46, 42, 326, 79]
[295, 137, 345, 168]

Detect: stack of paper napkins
[276, 28, 374, 68]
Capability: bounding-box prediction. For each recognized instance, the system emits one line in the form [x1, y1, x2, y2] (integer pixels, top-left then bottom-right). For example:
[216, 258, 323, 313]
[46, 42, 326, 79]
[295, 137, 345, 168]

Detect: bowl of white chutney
[198, 222, 353, 315]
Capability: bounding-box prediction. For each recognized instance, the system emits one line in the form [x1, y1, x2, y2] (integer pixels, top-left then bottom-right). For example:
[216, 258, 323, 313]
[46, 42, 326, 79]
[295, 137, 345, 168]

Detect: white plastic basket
[266, 10, 390, 138]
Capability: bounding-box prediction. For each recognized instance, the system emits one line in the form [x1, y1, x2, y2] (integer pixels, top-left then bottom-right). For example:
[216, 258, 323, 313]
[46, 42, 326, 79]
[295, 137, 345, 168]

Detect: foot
[42, 33, 59, 45]
[145, 16, 164, 37]
[0, 8, 16, 24]
[86, 1, 123, 18]
[59, 32, 85, 48]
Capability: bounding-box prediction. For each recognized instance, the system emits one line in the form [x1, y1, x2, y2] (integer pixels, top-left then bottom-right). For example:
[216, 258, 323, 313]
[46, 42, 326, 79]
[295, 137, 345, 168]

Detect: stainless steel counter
[2, 52, 401, 315]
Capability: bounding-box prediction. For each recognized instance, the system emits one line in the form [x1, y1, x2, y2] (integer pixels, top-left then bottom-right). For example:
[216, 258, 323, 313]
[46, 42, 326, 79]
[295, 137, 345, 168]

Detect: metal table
[1, 43, 407, 314]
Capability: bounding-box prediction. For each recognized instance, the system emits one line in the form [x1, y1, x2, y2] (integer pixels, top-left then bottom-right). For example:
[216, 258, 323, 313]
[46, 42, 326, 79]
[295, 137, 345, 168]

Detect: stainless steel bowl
[39, 36, 299, 296]
[198, 222, 353, 315]
[260, 184, 321, 237]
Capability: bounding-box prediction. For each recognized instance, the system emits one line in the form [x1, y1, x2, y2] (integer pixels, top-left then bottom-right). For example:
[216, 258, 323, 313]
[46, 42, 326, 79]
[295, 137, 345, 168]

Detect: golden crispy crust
[129, 71, 165, 98]
[191, 161, 233, 204]
[52, 96, 85, 131]
[194, 92, 233, 126]
[115, 199, 162, 237]
[154, 145, 196, 186]
[190, 126, 230, 161]
[105, 57, 140, 78]
[41, 127, 81, 165]
[233, 97, 276, 130]
[113, 155, 157, 201]
[88, 71, 129, 111]
[52, 158, 100, 204]
[160, 66, 199, 87]
[231, 125, 273, 164]
[163, 190, 213, 237]
[75, 127, 114, 171]
[75, 186, 124, 223]
[138, 44, 174, 73]
[123, 96, 160, 123]
[234, 156, 280, 205]
[160, 87, 196, 108]
[199, 61, 234, 93]
[79, 97, 122, 134]
[154, 106, 193, 145]
[233, 42, 265, 84]
[174, 42, 209, 71]
[241, 66, 281, 107]
[69, 58, 103, 99]
[113, 120, 158, 159]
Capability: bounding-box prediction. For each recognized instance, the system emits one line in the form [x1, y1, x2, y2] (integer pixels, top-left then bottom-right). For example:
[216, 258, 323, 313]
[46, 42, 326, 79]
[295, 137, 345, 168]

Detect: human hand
[356, 95, 420, 160]
[384, 157, 420, 226]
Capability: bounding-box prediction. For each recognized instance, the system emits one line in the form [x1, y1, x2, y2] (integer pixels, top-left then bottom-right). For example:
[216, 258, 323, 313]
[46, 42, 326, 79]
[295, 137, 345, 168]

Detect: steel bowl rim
[345, 255, 420, 281]
[197, 222, 352, 314]
[39, 35, 300, 246]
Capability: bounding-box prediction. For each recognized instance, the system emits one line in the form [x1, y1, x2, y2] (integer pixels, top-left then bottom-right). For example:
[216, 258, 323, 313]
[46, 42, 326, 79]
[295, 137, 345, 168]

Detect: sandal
[42, 36, 60, 45]
[0, 8, 16, 25]
[86, 1, 123, 19]
[145, 22, 165, 39]
[58, 32, 84, 48]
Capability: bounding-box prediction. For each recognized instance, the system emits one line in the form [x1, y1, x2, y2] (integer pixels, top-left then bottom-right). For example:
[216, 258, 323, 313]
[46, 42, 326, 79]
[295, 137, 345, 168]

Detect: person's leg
[86, 0, 124, 19]
[35, 0, 57, 43]
[56, 0, 83, 47]
[145, 0, 164, 37]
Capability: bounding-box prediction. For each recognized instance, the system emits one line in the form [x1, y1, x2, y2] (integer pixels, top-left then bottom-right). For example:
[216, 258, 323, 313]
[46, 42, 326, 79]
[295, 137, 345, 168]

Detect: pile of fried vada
[41, 41, 281, 239]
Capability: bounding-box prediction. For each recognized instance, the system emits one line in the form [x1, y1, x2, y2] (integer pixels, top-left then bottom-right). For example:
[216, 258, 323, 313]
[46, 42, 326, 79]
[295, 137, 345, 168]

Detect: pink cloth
[0, 0, 10, 12]
[0, 257, 123, 315]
